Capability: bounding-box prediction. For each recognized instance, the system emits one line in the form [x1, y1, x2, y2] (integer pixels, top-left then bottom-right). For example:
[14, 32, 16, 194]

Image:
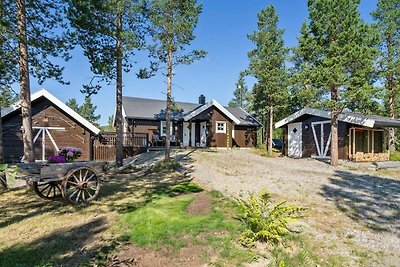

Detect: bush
[236, 190, 305, 247]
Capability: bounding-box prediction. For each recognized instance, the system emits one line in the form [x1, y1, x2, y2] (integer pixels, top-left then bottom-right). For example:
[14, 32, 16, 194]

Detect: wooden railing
[93, 132, 148, 161]
[95, 132, 148, 147]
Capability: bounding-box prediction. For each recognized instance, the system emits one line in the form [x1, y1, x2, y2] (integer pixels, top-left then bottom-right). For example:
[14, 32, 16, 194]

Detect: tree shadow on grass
[320, 170, 400, 234]
[0, 217, 110, 267]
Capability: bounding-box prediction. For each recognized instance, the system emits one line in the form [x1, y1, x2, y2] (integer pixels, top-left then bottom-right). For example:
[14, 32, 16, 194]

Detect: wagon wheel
[32, 181, 63, 200]
[61, 167, 100, 204]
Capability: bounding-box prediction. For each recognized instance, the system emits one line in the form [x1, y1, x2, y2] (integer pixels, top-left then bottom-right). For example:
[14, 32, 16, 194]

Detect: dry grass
[0, 168, 191, 266]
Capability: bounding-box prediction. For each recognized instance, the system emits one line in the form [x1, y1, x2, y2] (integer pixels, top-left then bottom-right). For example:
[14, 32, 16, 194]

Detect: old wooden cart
[18, 161, 107, 205]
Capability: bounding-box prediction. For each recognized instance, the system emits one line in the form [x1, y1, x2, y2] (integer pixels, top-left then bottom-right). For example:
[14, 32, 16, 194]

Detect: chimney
[199, 94, 206, 105]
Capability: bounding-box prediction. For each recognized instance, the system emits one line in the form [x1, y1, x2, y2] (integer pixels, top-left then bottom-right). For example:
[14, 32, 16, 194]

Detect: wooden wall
[207, 107, 233, 148]
[2, 97, 93, 162]
[282, 115, 349, 160]
[233, 126, 257, 147]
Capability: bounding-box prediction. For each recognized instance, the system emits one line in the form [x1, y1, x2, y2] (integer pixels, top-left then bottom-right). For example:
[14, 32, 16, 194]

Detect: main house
[121, 95, 260, 148]
[1, 89, 101, 163]
[275, 107, 400, 162]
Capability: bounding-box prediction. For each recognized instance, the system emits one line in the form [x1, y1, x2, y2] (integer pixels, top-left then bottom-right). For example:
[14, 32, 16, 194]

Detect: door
[183, 122, 189, 147]
[288, 122, 302, 158]
[200, 121, 207, 147]
[191, 122, 196, 146]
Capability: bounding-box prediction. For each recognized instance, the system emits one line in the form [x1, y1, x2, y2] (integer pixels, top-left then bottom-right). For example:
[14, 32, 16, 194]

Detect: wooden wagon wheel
[61, 167, 100, 204]
[32, 181, 63, 200]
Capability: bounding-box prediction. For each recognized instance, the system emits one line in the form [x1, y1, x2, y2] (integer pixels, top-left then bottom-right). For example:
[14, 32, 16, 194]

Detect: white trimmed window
[160, 121, 173, 136]
[216, 121, 227, 133]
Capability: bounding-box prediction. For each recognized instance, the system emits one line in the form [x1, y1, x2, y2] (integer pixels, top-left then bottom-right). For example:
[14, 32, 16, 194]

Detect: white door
[183, 122, 189, 147]
[200, 122, 207, 147]
[191, 123, 196, 146]
[288, 122, 302, 158]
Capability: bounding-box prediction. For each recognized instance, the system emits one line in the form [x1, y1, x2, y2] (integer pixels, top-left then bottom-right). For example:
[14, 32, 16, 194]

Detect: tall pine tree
[247, 5, 288, 155]
[68, 0, 146, 166]
[228, 72, 249, 110]
[3, 0, 73, 162]
[143, 0, 206, 162]
[303, 0, 378, 166]
[372, 0, 400, 151]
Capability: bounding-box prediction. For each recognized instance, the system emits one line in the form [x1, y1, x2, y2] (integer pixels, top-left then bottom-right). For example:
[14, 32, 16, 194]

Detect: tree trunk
[115, 13, 124, 167]
[16, 0, 34, 162]
[165, 46, 173, 162]
[387, 33, 396, 152]
[0, 0, 4, 163]
[0, 109, 3, 163]
[330, 86, 339, 166]
[268, 106, 273, 155]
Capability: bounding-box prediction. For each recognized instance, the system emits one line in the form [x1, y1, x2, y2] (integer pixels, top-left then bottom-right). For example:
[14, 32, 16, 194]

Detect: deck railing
[93, 132, 148, 160]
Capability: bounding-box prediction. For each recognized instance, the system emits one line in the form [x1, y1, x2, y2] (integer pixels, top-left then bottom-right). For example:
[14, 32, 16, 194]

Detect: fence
[93, 132, 148, 161]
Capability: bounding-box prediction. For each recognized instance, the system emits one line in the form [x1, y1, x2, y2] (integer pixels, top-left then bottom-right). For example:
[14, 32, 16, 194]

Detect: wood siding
[233, 126, 257, 147]
[283, 115, 349, 160]
[207, 107, 233, 147]
[3, 97, 93, 163]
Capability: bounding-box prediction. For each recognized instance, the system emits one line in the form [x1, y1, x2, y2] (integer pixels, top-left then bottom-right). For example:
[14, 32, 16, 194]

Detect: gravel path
[191, 149, 400, 267]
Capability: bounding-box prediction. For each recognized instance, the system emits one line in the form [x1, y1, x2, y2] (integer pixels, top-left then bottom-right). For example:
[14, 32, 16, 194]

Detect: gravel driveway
[190, 149, 400, 267]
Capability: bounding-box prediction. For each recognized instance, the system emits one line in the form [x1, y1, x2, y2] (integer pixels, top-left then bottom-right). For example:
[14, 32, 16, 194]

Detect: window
[216, 121, 226, 133]
[160, 121, 173, 137]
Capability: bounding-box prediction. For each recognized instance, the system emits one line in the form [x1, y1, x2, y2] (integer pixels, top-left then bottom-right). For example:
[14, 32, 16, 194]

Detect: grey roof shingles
[122, 96, 260, 126]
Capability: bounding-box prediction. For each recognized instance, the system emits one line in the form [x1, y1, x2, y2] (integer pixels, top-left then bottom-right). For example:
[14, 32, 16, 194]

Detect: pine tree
[65, 98, 80, 113]
[143, 0, 206, 162]
[3, 0, 72, 162]
[66, 97, 101, 126]
[247, 5, 289, 155]
[228, 72, 249, 110]
[289, 22, 324, 111]
[372, 0, 400, 151]
[68, 0, 146, 167]
[79, 96, 101, 126]
[303, 0, 378, 166]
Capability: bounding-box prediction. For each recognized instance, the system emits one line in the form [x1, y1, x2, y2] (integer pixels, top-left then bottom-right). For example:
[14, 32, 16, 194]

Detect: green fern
[236, 190, 305, 247]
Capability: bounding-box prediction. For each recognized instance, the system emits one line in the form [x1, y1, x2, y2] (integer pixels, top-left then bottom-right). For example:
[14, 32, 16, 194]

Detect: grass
[389, 151, 400, 161]
[121, 189, 256, 265]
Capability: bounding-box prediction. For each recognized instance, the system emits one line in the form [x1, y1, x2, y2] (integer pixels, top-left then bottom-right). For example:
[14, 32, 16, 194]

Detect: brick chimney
[198, 94, 206, 105]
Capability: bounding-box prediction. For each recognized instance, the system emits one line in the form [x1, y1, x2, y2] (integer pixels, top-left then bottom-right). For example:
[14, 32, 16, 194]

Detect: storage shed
[1, 89, 101, 163]
[275, 108, 400, 162]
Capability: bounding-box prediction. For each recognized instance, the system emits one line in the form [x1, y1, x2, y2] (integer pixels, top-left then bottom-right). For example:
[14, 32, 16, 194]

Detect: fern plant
[236, 190, 305, 247]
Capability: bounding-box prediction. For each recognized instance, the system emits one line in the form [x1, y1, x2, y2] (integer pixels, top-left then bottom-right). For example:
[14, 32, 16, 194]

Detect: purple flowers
[48, 155, 67, 163]
[58, 147, 82, 162]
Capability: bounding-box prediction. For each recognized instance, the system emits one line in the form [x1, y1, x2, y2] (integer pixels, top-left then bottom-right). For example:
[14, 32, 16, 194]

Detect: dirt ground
[191, 149, 400, 267]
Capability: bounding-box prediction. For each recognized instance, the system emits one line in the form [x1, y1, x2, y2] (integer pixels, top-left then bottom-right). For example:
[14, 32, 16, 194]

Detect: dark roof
[122, 96, 260, 126]
[226, 107, 260, 126]
[275, 107, 400, 128]
[122, 96, 200, 120]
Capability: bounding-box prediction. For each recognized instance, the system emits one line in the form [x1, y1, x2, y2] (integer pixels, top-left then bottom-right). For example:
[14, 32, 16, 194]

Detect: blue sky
[26, 0, 377, 125]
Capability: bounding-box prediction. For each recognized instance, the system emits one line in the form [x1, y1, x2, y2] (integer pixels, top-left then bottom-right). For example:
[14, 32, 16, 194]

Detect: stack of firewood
[352, 152, 389, 162]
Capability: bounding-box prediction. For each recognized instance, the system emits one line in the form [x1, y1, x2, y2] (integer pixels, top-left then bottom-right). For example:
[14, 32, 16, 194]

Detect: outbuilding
[1, 89, 101, 163]
[275, 108, 400, 162]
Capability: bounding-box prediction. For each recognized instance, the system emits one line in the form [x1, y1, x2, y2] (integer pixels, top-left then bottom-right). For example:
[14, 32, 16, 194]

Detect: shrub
[236, 190, 305, 247]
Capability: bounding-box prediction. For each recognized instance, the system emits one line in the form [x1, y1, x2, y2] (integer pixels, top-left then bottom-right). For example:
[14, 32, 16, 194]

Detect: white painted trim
[216, 121, 227, 133]
[183, 99, 241, 125]
[1, 89, 101, 135]
[275, 107, 379, 129]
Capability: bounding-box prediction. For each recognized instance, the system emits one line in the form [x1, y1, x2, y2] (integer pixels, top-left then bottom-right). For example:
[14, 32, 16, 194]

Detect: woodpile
[352, 152, 389, 162]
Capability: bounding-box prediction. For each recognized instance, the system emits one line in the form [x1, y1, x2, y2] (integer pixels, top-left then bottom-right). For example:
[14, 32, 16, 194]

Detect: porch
[348, 127, 388, 162]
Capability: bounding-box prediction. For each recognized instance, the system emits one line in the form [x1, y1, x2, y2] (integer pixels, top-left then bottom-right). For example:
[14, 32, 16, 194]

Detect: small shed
[275, 108, 400, 162]
[1, 89, 101, 163]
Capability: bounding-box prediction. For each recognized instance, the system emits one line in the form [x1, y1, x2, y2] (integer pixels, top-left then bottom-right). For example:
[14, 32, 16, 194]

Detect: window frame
[216, 121, 227, 134]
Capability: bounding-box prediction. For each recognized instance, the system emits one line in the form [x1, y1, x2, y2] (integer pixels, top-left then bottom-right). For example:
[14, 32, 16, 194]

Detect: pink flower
[67, 151, 74, 157]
